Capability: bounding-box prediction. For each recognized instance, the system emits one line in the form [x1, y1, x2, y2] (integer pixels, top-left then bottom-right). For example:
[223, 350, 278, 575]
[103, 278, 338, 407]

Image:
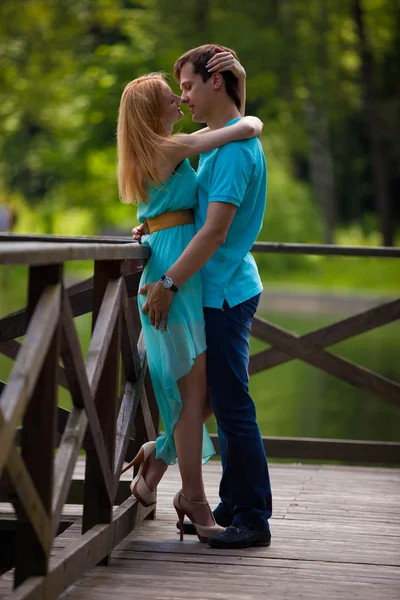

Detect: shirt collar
[224, 117, 241, 127]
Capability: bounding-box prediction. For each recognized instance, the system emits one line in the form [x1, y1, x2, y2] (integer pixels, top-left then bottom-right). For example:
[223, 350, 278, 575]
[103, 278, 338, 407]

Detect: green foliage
[256, 135, 323, 272]
[260, 140, 323, 244]
[0, 0, 398, 246]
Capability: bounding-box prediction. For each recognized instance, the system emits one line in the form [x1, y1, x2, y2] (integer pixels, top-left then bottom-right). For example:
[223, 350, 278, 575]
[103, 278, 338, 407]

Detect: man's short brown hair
[174, 44, 241, 111]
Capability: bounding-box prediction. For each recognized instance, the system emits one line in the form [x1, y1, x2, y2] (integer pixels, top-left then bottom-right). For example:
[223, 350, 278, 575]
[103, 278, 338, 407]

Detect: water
[1, 268, 399, 444]
[247, 312, 399, 443]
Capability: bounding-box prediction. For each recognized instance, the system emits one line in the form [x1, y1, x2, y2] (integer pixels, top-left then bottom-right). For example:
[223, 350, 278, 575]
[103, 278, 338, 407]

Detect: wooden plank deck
[1, 459, 399, 599]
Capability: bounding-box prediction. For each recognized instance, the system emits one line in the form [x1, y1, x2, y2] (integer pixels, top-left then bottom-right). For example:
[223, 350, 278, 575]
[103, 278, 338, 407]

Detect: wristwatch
[160, 275, 178, 292]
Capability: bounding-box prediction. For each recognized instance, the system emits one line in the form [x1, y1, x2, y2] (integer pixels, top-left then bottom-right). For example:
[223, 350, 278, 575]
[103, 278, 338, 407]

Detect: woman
[118, 53, 261, 541]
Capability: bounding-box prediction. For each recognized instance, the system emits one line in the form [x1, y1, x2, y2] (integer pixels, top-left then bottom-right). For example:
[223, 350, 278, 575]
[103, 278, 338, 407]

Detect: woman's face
[161, 82, 184, 129]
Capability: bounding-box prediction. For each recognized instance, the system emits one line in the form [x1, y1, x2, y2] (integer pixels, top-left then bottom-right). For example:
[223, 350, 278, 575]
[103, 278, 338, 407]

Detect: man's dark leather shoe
[208, 525, 271, 549]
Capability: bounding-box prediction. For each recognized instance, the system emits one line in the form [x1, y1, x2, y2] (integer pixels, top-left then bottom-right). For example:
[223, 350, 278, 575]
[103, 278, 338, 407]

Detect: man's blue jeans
[204, 294, 272, 532]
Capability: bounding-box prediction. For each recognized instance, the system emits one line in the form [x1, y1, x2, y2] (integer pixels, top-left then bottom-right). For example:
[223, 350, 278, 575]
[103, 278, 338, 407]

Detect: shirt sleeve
[208, 143, 254, 208]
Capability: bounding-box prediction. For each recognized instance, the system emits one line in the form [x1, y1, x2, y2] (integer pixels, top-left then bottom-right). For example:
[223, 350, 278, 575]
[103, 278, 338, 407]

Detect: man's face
[179, 62, 213, 123]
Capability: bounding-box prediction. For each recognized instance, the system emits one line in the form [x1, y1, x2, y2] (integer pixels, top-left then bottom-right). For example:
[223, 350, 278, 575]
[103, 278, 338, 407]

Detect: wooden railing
[0, 235, 157, 599]
[0, 233, 399, 598]
[241, 241, 400, 464]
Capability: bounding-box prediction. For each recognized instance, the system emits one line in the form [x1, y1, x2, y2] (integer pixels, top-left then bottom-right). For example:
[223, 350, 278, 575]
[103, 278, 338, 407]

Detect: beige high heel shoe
[121, 441, 156, 507]
[173, 490, 225, 543]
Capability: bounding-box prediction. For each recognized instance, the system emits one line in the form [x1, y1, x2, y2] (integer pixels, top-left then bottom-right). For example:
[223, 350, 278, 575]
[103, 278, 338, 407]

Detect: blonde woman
[118, 54, 261, 541]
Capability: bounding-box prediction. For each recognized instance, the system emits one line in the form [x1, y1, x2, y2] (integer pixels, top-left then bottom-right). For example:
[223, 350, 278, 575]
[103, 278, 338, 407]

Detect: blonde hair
[117, 73, 171, 204]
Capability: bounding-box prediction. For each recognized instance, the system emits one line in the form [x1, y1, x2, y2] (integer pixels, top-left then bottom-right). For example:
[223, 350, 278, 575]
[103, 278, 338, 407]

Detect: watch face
[162, 276, 173, 289]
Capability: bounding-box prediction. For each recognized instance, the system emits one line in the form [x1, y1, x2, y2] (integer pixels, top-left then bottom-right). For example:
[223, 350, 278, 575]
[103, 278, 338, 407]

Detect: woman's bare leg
[203, 391, 213, 423]
[141, 453, 167, 492]
[174, 351, 214, 526]
[141, 353, 213, 510]
[143, 353, 212, 492]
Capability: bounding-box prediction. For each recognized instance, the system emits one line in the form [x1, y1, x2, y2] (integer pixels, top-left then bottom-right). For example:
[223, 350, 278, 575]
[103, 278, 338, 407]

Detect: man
[138, 44, 272, 549]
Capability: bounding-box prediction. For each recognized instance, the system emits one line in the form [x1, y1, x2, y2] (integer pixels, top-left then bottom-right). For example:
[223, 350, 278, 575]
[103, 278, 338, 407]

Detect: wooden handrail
[0, 232, 134, 244]
[252, 241, 400, 257]
[1, 234, 399, 262]
[0, 241, 149, 265]
[210, 434, 400, 463]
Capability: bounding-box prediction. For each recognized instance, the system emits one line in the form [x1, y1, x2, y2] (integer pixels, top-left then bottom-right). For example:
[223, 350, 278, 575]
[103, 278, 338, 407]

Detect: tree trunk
[304, 96, 336, 244]
[305, 0, 337, 245]
[195, 0, 209, 40]
[353, 0, 393, 246]
[281, 0, 337, 244]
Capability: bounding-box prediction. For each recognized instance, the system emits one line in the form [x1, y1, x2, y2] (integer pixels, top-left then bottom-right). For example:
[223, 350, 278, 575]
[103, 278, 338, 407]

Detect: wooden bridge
[0, 233, 399, 599]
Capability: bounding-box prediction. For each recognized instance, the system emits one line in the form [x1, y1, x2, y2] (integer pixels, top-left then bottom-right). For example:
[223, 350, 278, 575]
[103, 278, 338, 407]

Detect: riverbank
[259, 287, 397, 315]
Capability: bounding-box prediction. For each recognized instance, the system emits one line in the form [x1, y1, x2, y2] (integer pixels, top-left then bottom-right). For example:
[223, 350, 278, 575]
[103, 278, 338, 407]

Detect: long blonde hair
[117, 73, 171, 203]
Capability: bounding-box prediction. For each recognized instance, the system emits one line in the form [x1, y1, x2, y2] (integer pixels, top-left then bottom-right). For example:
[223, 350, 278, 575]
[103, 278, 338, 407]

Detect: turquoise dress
[137, 159, 215, 466]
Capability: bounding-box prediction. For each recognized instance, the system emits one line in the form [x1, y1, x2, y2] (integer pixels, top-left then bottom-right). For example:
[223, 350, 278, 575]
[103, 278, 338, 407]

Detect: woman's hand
[206, 49, 246, 80]
[132, 223, 145, 243]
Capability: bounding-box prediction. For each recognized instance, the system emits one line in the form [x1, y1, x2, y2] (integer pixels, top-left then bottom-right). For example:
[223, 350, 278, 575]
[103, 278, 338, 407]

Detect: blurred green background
[0, 0, 399, 445]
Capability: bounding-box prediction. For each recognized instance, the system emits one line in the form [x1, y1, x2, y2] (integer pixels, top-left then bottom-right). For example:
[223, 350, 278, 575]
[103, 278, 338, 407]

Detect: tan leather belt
[143, 209, 194, 234]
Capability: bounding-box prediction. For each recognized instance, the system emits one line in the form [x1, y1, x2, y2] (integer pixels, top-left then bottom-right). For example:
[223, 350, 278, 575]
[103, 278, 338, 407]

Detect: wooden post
[133, 287, 159, 520]
[14, 264, 63, 587]
[121, 259, 159, 519]
[143, 368, 159, 521]
[129, 297, 148, 457]
[121, 258, 148, 461]
[82, 260, 122, 566]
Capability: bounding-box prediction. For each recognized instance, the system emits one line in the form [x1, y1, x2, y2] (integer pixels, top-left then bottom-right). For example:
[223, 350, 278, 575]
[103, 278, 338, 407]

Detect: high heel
[173, 490, 225, 543]
[121, 441, 156, 507]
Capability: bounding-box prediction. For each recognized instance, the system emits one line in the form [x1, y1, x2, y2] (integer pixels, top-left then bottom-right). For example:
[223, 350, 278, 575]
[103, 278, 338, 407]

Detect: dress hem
[154, 344, 215, 467]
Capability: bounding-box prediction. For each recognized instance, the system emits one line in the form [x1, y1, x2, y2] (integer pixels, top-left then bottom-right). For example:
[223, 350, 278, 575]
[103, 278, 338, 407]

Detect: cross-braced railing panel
[4, 445, 51, 555]
[0, 269, 63, 579]
[0, 338, 69, 389]
[248, 242, 400, 412]
[0, 283, 61, 474]
[114, 286, 148, 485]
[250, 308, 400, 407]
[0, 248, 158, 596]
[63, 290, 115, 498]
[250, 299, 400, 376]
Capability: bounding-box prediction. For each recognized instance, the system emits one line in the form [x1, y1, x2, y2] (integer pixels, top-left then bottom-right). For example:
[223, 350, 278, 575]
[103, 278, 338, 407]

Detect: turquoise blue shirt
[195, 118, 267, 308]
